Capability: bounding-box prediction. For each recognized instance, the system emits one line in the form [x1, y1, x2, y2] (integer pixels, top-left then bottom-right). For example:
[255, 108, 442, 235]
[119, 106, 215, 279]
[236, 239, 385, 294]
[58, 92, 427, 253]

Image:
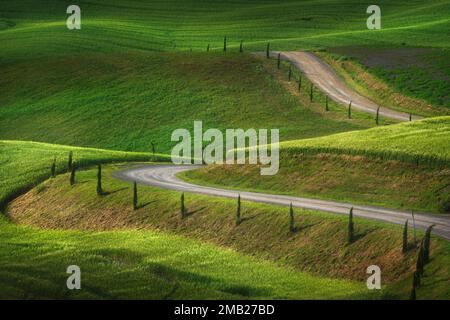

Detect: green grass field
[183, 117, 450, 213]
[0, 52, 382, 154]
[5, 163, 450, 299]
[1, 0, 449, 57]
[0, 141, 368, 299]
[0, 140, 169, 208]
[317, 48, 450, 116]
[2, 0, 450, 300]
[0, 215, 369, 300]
[280, 117, 450, 166]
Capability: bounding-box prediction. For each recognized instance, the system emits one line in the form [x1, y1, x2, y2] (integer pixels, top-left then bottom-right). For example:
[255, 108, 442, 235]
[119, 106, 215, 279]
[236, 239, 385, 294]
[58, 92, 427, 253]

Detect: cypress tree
[409, 113, 412, 121]
[402, 219, 408, 254]
[376, 107, 380, 125]
[288, 65, 292, 81]
[298, 75, 302, 91]
[239, 40, 243, 53]
[309, 83, 313, 102]
[266, 42, 270, 58]
[348, 207, 354, 244]
[68, 151, 73, 171]
[180, 192, 185, 218]
[423, 225, 434, 264]
[206, 44, 210, 52]
[151, 142, 156, 161]
[223, 36, 227, 52]
[325, 95, 329, 111]
[236, 194, 241, 225]
[289, 203, 295, 232]
[51, 158, 56, 178]
[277, 53, 281, 69]
[409, 278, 416, 300]
[70, 162, 76, 186]
[413, 270, 421, 289]
[416, 239, 424, 276]
[411, 210, 417, 245]
[96, 164, 102, 195]
[133, 181, 138, 210]
[348, 101, 352, 119]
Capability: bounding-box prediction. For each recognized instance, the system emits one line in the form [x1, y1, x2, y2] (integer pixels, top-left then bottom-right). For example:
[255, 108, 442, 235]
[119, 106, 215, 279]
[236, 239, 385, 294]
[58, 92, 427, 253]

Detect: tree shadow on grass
[352, 227, 377, 243]
[240, 212, 263, 223]
[294, 221, 320, 233]
[137, 200, 158, 210]
[185, 206, 207, 217]
[100, 187, 128, 196]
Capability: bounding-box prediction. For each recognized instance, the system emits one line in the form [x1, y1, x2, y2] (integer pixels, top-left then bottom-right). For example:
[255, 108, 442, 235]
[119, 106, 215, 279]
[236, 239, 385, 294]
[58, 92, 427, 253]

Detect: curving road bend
[274, 51, 422, 122]
[114, 165, 450, 240]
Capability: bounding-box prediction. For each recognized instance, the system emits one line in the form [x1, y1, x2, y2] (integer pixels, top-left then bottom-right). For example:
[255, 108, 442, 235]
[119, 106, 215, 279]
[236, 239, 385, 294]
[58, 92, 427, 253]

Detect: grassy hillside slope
[0, 141, 372, 299]
[1, 0, 449, 56]
[280, 117, 450, 166]
[0, 215, 368, 299]
[317, 48, 450, 116]
[0, 52, 374, 153]
[6, 164, 450, 299]
[0, 140, 167, 209]
[183, 118, 450, 213]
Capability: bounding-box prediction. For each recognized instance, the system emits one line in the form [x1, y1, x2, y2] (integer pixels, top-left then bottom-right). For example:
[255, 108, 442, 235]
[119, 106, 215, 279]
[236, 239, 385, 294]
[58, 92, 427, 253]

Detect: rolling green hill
[280, 116, 450, 165]
[2, 0, 450, 300]
[0, 52, 375, 153]
[183, 117, 450, 213]
[6, 163, 450, 299]
[0, 141, 373, 299]
[0, 215, 369, 299]
[317, 48, 450, 115]
[2, 1, 448, 153]
[0, 140, 167, 209]
[0, 0, 449, 57]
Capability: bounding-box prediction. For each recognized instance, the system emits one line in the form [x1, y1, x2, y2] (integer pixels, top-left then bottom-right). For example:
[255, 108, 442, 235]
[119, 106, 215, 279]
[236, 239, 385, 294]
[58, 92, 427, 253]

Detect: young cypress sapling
[348, 207, 354, 244]
[416, 239, 425, 276]
[51, 158, 56, 178]
[402, 219, 408, 254]
[409, 277, 416, 300]
[133, 181, 138, 210]
[68, 151, 73, 171]
[423, 225, 434, 264]
[96, 164, 102, 195]
[376, 107, 380, 125]
[181, 192, 185, 218]
[236, 194, 241, 225]
[289, 203, 295, 232]
[70, 162, 76, 186]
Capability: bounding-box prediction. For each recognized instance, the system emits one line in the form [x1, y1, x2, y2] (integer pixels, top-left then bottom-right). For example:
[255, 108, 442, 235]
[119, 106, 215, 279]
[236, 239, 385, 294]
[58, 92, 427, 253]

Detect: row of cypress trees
[179, 192, 301, 231]
[59, 155, 435, 301]
[50, 151, 74, 178]
[178, 193, 358, 244]
[207, 40, 416, 125]
[210, 37, 269, 53]
[270, 50, 402, 124]
[409, 225, 434, 300]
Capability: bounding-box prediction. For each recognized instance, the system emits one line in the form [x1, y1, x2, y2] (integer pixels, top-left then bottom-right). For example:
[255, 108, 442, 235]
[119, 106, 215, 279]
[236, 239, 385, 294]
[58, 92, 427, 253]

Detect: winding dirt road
[275, 51, 422, 122]
[114, 165, 450, 240]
